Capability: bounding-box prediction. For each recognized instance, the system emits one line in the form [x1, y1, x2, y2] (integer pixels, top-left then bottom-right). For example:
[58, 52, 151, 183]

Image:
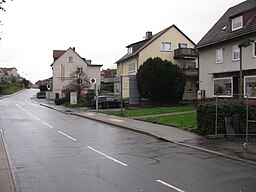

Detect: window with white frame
[253, 41, 256, 57]
[244, 76, 256, 98]
[127, 47, 133, 54]
[178, 43, 187, 48]
[128, 62, 135, 72]
[232, 45, 240, 61]
[161, 42, 172, 51]
[232, 16, 243, 31]
[68, 56, 74, 63]
[216, 49, 223, 63]
[213, 77, 233, 97]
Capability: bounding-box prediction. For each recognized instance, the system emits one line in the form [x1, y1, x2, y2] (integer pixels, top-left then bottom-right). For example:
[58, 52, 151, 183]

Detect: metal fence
[215, 94, 256, 147]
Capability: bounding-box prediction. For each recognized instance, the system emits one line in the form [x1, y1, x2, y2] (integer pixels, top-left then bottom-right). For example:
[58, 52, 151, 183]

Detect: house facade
[0, 67, 20, 83]
[51, 47, 102, 98]
[197, 0, 256, 98]
[116, 25, 198, 104]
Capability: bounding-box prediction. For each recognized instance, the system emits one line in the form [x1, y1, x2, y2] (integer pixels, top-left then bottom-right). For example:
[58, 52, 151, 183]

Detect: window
[232, 16, 243, 31]
[216, 49, 223, 63]
[77, 67, 83, 73]
[232, 45, 240, 61]
[253, 41, 256, 57]
[128, 47, 133, 54]
[182, 61, 196, 69]
[68, 56, 74, 63]
[128, 62, 135, 72]
[161, 42, 172, 51]
[244, 76, 256, 98]
[213, 77, 233, 97]
[178, 43, 187, 48]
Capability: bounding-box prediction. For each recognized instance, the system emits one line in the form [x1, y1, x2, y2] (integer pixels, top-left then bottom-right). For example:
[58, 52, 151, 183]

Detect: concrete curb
[39, 103, 256, 165]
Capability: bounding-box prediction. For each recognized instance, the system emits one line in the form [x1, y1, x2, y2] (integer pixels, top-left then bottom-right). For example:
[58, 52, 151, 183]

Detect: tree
[137, 57, 186, 105]
[22, 78, 30, 88]
[67, 68, 90, 101]
[0, 0, 13, 40]
[39, 84, 48, 92]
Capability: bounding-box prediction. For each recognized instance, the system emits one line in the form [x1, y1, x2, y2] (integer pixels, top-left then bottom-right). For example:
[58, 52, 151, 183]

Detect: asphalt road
[0, 89, 256, 192]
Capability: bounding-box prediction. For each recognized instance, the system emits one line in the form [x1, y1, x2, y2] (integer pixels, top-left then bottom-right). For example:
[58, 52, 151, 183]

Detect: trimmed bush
[196, 99, 247, 135]
[55, 98, 65, 105]
[137, 57, 186, 105]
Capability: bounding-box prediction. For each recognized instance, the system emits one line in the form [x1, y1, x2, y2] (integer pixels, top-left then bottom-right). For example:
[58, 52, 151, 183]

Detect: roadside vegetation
[142, 112, 197, 132]
[103, 104, 196, 117]
[102, 104, 197, 132]
[0, 82, 23, 95]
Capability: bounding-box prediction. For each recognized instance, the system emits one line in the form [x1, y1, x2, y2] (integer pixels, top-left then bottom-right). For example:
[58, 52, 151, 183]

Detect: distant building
[101, 68, 117, 83]
[50, 47, 102, 98]
[0, 67, 20, 83]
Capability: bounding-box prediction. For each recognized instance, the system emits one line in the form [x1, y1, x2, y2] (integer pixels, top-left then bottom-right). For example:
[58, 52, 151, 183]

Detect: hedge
[196, 99, 248, 135]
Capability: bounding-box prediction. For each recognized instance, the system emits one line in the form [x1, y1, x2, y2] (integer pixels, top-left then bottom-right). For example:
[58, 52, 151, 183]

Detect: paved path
[0, 130, 15, 192]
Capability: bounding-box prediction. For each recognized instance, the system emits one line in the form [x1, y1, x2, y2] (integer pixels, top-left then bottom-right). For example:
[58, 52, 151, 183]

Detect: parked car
[90, 96, 123, 109]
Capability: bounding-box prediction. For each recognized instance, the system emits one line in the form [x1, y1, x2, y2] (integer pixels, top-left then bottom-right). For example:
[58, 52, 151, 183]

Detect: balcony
[182, 61, 198, 77]
[174, 48, 198, 60]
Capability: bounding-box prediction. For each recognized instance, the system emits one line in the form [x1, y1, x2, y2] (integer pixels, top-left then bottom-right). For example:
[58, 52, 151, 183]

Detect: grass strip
[141, 112, 197, 132]
[103, 105, 196, 117]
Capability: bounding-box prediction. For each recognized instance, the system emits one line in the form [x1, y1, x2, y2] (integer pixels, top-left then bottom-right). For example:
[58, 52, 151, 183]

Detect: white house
[197, 0, 256, 99]
[50, 47, 102, 98]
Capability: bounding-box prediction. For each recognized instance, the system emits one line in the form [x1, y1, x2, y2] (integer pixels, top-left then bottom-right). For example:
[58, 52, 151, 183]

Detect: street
[0, 89, 256, 192]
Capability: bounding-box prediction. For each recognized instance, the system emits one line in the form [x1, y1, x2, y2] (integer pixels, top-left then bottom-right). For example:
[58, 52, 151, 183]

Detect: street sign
[70, 92, 77, 105]
[90, 78, 96, 84]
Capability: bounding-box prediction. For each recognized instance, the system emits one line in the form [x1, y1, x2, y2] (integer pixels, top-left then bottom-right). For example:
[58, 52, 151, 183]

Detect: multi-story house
[197, 0, 256, 98]
[116, 24, 198, 104]
[50, 47, 102, 99]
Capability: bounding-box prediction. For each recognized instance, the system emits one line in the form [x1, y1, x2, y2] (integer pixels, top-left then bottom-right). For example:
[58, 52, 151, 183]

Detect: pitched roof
[197, 0, 256, 48]
[50, 47, 103, 67]
[116, 24, 196, 63]
[53, 50, 65, 60]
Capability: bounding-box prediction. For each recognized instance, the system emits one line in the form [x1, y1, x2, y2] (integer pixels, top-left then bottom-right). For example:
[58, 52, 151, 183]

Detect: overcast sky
[0, 0, 245, 83]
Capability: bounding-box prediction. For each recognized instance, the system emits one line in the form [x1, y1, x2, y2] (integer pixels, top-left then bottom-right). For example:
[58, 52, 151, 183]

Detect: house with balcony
[116, 24, 198, 104]
[50, 47, 102, 99]
[197, 0, 256, 99]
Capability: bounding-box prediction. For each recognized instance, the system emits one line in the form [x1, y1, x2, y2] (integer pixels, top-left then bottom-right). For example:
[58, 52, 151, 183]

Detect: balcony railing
[174, 48, 198, 59]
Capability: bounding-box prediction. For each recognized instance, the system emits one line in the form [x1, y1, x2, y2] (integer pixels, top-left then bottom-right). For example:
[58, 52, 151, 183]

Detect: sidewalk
[0, 130, 15, 192]
[39, 101, 256, 165]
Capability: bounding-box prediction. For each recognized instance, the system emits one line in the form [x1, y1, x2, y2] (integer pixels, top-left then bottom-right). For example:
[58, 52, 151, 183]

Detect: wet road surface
[0, 89, 256, 192]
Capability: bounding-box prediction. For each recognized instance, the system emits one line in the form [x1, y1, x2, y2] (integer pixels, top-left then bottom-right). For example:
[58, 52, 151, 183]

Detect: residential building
[116, 25, 198, 104]
[197, 0, 256, 98]
[101, 68, 117, 83]
[0, 67, 20, 82]
[50, 47, 102, 98]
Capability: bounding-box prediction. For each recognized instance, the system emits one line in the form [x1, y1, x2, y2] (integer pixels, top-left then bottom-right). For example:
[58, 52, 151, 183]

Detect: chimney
[72, 47, 75, 51]
[145, 31, 153, 39]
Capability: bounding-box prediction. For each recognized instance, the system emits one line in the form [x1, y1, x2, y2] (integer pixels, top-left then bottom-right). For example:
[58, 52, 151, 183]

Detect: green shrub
[137, 57, 185, 105]
[37, 91, 46, 99]
[196, 99, 247, 135]
[55, 98, 65, 105]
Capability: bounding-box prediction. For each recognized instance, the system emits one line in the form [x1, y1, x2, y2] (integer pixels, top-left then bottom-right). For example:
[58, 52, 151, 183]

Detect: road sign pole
[95, 83, 98, 111]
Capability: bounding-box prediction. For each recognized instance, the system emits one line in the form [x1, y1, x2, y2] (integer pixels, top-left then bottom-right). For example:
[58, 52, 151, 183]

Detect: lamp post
[238, 38, 254, 100]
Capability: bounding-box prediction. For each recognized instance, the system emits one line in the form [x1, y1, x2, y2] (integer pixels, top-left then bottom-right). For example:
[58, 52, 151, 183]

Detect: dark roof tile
[197, 0, 256, 48]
